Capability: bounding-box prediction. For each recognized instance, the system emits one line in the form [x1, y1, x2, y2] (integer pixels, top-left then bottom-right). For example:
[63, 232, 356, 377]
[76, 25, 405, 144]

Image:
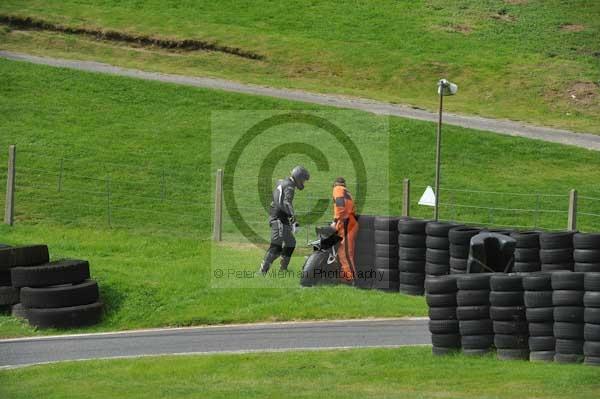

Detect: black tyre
[426, 222, 457, 237]
[585, 308, 600, 324]
[456, 274, 492, 290]
[399, 284, 424, 296]
[573, 249, 600, 264]
[424, 276, 456, 294]
[20, 279, 99, 309]
[11, 303, 26, 319]
[530, 351, 555, 362]
[459, 319, 493, 335]
[0, 271, 11, 286]
[0, 245, 49, 271]
[554, 353, 584, 363]
[429, 320, 459, 334]
[0, 286, 19, 306]
[398, 260, 425, 273]
[555, 339, 584, 355]
[510, 231, 540, 248]
[449, 257, 468, 270]
[431, 333, 461, 348]
[398, 219, 428, 234]
[554, 322, 584, 340]
[575, 263, 600, 273]
[374, 216, 399, 231]
[512, 262, 541, 273]
[456, 306, 489, 321]
[551, 271, 584, 290]
[397, 234, 426, 248]
[490, 291, 523, 307]
[573, 233, 600, 249]
[425, 249, 449, 264]
[374, 230, 397, 245]
[514, 248, 540, 262]
[539, 231, 574, 249]
[490, 306, 526, 321]
[11, 259, 90, 288]
[524, 291, 553, 308]
[449, 268, 466, 275]
[552, 290, 584, 306]
[584, 272, 600, 291]
[583, 341, 600, 357]
[584, 291, 600, 307]
[529, 336, 556, 351]
[541, 263, 574, 272]
[493, 321, 528, 335]
[372, 279, 400, 291]
[522, 273, 552, 291]
[539, 249, 573, 264]
[426, 236, 449, 250]
[426, 293, 457, 307]
[490, 274, 523, 292]
[494, 334, 529, 349]
[497, 348, 529, 360]
[457, 290, 490, 306]
[449, 244, 469, 259]
[526, 307, 554, 323]
[584, 356, 600, 366]
[449, 226, 481, 245]
[429, 306, 457, 320]
[461, 334, 494, 350]
[484, 228, 513, 236]
[398, 247, 426, 261]
[463, 348, 493, 356]
[432, 346, 460, 356]
[374, 257, 398, 269]
[399, 272, 425, 285]
[554, 306, 584, 322]
[584, 323, 600, 341]
[375, 244, 399, 258]
[356, 215, 376, 230]
[374, 268, 399, 281]
[528, 322, 553, 336]
[20, 301, 103, 328]
[425, 262, 449, 276]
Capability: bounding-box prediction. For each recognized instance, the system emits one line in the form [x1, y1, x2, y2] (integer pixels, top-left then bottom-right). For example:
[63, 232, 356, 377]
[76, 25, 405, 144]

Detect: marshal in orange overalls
[332, 180, 358, 282]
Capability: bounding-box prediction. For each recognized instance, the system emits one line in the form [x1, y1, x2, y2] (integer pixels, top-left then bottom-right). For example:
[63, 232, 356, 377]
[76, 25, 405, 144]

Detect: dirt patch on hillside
[0, 14, 265, 60]
[566, 82, 598, 106]
[560, 24, 585, 32]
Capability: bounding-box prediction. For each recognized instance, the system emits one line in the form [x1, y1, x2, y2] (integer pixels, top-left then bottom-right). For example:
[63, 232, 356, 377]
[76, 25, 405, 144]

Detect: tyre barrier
[425, 222, 458, 282]
[372, 216, 400, 292]
[574, 233, 600, 273]
[355, 215, 376, 289]
[490, 274, 529, 360]
[1, 245, 103, 329]
[426, 275, 459, 355]
[551, 271, 584, 363]
[456, 273, 494, 355]
[523, 273, 555, 362]
[584, 273, 600, 366]
[511, 231, 541, 273]
[398, 218, 427, 295]
[449, 226, 480, 275]
[540, 232, 574, 272]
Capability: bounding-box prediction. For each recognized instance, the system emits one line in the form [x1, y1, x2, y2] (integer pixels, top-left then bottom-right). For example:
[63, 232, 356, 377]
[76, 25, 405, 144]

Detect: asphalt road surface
[0, 318, 429, 369]
[2, 51, 600, 151]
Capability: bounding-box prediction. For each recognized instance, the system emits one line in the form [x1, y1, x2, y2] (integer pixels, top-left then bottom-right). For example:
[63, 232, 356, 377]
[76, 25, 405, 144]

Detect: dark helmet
[291, 165, 310, 190]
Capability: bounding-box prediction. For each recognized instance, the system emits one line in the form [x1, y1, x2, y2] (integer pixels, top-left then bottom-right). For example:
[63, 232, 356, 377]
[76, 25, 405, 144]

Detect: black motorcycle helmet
[291, 165, 310, 190]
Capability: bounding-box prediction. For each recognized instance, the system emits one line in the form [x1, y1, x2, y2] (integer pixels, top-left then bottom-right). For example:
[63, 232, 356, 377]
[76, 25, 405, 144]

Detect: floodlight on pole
[433, 79, 457, 221]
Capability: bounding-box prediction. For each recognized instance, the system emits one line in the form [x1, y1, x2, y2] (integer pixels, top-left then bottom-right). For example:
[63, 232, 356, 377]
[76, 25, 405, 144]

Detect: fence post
[4, 145, 16, 226]
[402, 178, 410, 217]
[568, 189, 577, 231]
[213, 169, 223, 241]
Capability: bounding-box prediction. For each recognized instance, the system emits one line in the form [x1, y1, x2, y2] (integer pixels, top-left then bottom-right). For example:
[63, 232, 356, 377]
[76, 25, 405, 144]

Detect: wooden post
[568, 189, 577, 231]
[402, 178, 410, 217]
[4, 145, 16, 225]
[213, 169, 223, 241]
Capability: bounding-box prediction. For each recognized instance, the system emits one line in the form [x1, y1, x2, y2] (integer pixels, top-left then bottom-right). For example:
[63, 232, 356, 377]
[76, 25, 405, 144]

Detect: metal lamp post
[434, 79, 458, 221]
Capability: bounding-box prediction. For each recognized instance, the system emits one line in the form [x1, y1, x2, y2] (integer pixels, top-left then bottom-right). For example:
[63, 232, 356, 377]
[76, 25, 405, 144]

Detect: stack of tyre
[397, 218, 427, 295]
[457, 274, 494, 355]
[574, 233, 600, 273]
[425, 222, 456, 280]
[0, 245, 48, 311]
[448, 226, 480, 275]
[355, 215, 376, 289]
[523, 273, 555, 362]
[511, 231, 541, 273]
[540, 231, 575, 272]
[490, 274, 529, 360]
[426, 275, 460, 355]
[373, 217, 399, 292]
[584, 273, 600, 366]
[552, 271, 585, 363]
[11, 258, 103, 328]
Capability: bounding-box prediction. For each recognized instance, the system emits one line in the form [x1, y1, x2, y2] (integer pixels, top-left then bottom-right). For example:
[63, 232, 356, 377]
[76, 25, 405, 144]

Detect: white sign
[418, 186, 436, 207]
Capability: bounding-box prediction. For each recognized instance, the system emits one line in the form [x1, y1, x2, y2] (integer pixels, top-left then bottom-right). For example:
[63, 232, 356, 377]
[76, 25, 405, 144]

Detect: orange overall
[332, 185, 358, 282]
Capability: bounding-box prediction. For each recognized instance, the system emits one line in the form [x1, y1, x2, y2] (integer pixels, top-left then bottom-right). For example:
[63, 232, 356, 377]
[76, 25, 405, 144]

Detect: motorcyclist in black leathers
[259, 166, 310, 273]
